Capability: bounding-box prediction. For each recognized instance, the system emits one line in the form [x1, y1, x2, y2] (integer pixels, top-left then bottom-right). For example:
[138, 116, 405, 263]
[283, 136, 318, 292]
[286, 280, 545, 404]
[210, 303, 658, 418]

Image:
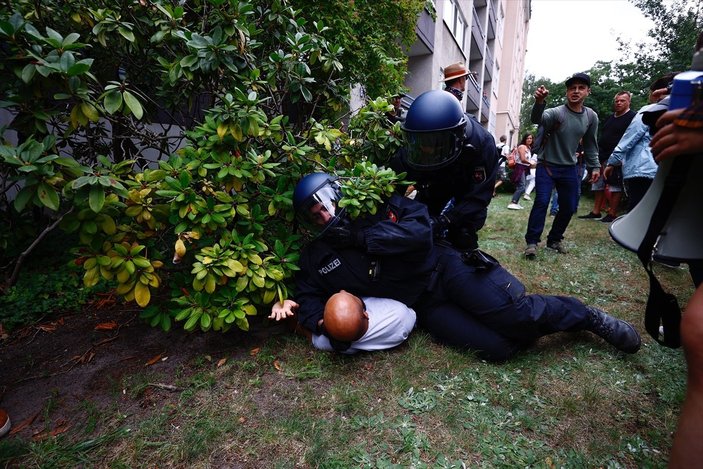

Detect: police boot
[585, 306, 641, 353]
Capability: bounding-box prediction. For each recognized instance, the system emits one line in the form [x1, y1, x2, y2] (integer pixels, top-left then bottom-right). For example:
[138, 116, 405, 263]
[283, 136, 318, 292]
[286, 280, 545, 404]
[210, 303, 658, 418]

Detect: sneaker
[0, 409, 10, 438]
[600, 214, 616, 223]
[546, 240, 568, 254]
[578, 212, 601, 219]
[507, 203, 524, 210]
[523, 194, 532, 201]
[585, 306, 641, 353]
[524, 243, 537, 259]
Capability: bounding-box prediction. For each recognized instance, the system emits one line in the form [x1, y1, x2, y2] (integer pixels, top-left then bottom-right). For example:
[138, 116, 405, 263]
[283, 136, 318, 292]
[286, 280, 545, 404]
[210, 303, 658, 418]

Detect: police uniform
[414, 244, 592, 361]
[295, 194, 436, 333]
[391, 115, 499, 250]
[294, 194, 599, 362]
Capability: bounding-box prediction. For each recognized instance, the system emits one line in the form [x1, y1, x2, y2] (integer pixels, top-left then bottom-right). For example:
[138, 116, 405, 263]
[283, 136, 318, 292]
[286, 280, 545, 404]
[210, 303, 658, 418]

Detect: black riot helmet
[401, 90, 467, 171]
[293, 172, 347, 236]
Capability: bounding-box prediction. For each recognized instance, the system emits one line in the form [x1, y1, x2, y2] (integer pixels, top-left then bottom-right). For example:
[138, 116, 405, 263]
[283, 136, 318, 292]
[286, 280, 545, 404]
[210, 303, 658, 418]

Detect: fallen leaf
[273, 359, 282, 371]
[238, 416, 247, 424]
[249, 347, 260, 357]
[145, 353, 163, 366]
[216, 358, 227, 368]
[32, 424, 70, 441]
[95, 321, 118, 331]
[10, 411, 40, 435]
[71, 349, 95, 365]
[36, 318, 65, 333]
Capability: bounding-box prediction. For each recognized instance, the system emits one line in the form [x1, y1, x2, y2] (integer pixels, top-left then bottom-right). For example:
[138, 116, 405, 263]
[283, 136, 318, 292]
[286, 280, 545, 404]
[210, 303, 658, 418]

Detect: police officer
[390, 89, 499, 252]
[289, 172, 641, 361]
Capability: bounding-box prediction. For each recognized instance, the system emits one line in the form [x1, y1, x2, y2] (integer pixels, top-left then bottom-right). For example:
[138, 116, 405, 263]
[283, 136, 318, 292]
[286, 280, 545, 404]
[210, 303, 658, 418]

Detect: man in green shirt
[524, 72, 600, 259]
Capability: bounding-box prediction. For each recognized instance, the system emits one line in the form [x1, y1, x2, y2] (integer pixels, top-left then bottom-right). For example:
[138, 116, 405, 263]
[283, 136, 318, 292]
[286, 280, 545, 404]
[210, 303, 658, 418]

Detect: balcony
[487, 5, 496, 40]
[471, 8, 485, 49]
[465, 74, 481, 112]
[480, 96, 490, 122]
[483, 47, 493, 80]
[407, 7, 435, 56]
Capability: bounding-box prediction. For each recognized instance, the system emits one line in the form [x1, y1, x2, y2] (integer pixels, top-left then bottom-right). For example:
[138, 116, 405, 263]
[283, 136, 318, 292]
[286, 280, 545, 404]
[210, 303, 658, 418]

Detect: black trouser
[624, 177, 653, 212]
[414, 247, 590, 361]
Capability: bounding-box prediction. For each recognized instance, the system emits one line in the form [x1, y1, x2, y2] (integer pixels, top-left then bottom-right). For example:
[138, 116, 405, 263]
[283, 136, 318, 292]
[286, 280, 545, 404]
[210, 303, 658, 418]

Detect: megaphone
[609, 153, 703, 262]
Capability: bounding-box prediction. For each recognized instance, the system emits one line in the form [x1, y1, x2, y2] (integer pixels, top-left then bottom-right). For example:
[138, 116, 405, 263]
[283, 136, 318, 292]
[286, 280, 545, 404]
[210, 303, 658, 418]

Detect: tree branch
[3, 207, 73, 291]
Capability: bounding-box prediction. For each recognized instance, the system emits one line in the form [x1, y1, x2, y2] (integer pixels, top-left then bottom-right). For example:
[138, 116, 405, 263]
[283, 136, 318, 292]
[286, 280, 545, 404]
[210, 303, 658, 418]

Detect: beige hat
[442, 62, 470, 82]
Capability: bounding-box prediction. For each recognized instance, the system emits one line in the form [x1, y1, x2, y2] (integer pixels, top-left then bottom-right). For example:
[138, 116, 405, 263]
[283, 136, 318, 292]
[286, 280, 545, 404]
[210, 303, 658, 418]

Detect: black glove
[324, 226, 366, 248]
[448, 226, 478, 250]
[430, 215, 450, 238]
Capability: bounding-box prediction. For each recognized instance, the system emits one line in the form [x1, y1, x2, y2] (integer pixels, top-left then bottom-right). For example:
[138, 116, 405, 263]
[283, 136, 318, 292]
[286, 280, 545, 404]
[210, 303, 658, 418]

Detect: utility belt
[426, 243, 500, 293]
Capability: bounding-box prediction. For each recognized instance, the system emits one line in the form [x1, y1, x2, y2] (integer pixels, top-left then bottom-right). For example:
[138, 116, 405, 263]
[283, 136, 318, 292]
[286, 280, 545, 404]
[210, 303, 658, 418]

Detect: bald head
[323, 291, 369, 342]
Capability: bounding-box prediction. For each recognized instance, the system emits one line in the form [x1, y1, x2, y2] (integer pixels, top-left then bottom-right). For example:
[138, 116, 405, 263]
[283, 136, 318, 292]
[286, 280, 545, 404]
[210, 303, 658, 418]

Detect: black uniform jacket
[391, 116, 499, 245]
[295, 194, 436, 333]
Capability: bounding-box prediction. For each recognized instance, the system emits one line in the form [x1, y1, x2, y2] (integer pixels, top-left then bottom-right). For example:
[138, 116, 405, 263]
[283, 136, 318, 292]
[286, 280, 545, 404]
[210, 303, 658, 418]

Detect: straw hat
[442, 62, 470, 82]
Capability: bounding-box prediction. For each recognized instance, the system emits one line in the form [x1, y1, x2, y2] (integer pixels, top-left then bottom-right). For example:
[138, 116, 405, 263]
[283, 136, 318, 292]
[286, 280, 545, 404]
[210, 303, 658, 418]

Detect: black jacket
[294, 194, 436, 332]
[390, 116, 499, 250]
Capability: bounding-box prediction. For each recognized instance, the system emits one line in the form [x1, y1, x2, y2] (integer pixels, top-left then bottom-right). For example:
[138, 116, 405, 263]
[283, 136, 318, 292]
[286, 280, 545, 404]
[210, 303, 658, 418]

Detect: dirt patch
[0, 304, 284, 439]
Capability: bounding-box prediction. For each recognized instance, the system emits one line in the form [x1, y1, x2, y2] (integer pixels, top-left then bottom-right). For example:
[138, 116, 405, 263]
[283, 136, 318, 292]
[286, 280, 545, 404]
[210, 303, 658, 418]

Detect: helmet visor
[404, 128, 462, 170]
[296, 179, 346, 235]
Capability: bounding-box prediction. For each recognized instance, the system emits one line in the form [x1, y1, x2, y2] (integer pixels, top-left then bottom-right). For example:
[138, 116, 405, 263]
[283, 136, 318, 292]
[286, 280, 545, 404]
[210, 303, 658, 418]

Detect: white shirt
[312, 297, 416, 354]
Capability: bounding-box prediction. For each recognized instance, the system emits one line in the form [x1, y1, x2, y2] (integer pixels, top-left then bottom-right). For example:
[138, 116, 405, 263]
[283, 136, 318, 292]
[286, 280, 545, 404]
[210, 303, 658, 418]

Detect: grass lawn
[0, 192, 694, 468]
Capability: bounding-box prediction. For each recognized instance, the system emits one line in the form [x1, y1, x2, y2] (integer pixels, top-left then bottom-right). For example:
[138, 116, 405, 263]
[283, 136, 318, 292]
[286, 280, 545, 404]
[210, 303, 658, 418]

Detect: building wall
[405, 0, 530, 146]
[495, 0, 531, 148]
[404, 1, 472, 100]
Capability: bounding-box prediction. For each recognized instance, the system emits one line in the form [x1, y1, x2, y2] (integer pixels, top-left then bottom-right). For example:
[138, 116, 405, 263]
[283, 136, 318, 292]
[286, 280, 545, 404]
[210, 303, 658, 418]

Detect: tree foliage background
[0, 0, 423, 333]
[520, 0, 701, 138]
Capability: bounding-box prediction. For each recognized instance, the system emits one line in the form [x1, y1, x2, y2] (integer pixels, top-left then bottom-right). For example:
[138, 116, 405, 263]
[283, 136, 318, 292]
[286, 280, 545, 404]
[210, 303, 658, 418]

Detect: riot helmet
[293, 172, 347, 235]
[401, 90, 467, 171]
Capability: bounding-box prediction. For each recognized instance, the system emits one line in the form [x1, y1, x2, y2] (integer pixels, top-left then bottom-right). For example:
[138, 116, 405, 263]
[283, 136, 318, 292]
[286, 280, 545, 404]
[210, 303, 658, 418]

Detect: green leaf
[184, 312, 200, 331]
[67, 60, 92, 77]
[21, 64, 35, 83]
[81, 102, 99, 121]
[13, 185, 34, 212]
[200, 313, 212, 330]
[179, 55, 198, 68]
[160, 314, 171, 332]
[37, 182, 60, 210]
[62, 32, 81, 46]
[123, 91, 143, 119]
[89, 185, 106, 212]
[118, 26, 135, 42]
[104, 90, 122, 114]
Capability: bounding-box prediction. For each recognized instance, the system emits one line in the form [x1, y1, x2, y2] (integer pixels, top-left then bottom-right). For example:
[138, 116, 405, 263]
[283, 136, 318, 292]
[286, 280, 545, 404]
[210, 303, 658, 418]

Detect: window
[443, 0, 468, 52]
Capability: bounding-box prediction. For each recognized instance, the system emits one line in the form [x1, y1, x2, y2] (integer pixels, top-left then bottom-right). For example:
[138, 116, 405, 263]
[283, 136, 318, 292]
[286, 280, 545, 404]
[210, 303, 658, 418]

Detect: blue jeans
[511, 166, 527, 203]
[550, 189, 559, 214]
[526, 164, 579, 245]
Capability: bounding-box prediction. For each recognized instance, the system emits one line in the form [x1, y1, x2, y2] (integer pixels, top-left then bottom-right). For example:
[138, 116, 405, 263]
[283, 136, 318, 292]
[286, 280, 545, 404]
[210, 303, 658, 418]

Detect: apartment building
[404, 0, 531, 148]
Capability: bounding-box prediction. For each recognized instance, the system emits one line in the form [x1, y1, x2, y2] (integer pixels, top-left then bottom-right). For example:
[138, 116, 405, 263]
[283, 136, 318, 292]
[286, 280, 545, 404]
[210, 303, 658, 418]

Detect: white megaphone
[609, 154, 703, 262]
